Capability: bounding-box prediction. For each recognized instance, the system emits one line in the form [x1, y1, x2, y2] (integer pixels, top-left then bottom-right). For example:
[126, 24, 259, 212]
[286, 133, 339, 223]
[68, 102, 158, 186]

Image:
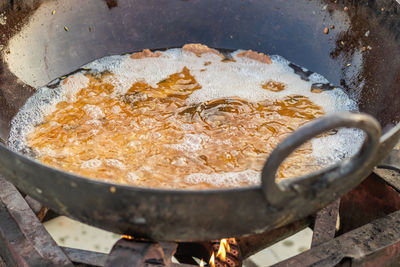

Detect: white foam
[170, 134, 210, 152]
[8, 47, 364, 187]
[62, 74, 90, 102]
[171, 157, 189, 167]
[7, 73, 89, 152]
[37, 147, 56, 157]
[49, 121, 60, 127]
[111, 105, 121, 114]
[81, 159, 102, 169]
[312, 128, 364, 164]
[39, 49, 356, 116]
[105, 159, 126, 170]
[127, 172, 140, 182]
[86, 119, 102, 126]
[83, 104, 105, 120]
[185, 170, 260, 187]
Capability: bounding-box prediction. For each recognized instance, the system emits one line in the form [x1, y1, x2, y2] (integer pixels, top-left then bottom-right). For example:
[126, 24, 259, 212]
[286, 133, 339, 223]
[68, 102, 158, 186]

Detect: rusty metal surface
[63, 242, 195, 267]
[24, 195, 48, 222]
[378, 149, 400, 172]
[105, 239, 176, 267]
[61, 247, 107, 267]
[237, 218, 311, 259]
[311, 199, 340, 247]
[159, 242, 179, 267]
[0, 199, 46, 266]
[0, 175, 72, 266]
[274, 209, 400, 267]
[339, 173, 400, 234]
[349, 242, 400, 267]
[24, 195, 43, 215]
[375, 145, 400, 191]
[374, 168, 400, 192]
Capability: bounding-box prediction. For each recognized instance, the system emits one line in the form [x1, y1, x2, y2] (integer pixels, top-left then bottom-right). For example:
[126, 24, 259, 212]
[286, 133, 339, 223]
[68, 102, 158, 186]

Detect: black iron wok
[0, 0, 399, 241]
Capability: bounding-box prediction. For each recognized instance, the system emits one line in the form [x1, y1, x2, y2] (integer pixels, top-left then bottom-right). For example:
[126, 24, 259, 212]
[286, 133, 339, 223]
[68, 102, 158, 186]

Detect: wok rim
[1, 127, 396, 196]
[0, 141, 258, 195]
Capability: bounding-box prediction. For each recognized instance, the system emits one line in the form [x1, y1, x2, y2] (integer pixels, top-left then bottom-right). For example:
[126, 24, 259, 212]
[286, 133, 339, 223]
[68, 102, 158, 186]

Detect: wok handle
[261, 112, 381, 207]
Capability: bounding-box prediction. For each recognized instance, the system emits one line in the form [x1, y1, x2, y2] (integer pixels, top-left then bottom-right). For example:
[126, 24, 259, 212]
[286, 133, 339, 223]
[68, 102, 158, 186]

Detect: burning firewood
[208, 238, 242, 267]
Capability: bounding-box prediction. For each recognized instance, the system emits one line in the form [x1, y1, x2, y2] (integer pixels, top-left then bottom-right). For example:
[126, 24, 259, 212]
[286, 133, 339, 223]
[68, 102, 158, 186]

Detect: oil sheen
[8, 44, 362, 189]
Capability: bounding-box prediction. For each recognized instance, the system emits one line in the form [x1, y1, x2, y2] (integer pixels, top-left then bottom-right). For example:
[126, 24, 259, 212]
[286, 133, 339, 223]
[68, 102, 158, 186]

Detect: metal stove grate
[0, 163, 399, 266]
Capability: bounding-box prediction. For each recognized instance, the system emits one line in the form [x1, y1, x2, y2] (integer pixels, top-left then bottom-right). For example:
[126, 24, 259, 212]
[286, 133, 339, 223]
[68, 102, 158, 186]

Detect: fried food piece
[236, 50, 272, 64]
[182, 43, 223, 57]
[130, 49, 162, 59]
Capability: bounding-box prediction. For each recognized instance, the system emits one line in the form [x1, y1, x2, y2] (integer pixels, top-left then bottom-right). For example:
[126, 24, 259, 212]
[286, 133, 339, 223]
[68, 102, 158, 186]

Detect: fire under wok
[0, 0, 399, 241]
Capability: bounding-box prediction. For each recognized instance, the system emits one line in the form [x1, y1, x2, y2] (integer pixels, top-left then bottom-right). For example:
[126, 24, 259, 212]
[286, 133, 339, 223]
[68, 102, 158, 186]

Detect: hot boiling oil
[28, 66, 325, 189]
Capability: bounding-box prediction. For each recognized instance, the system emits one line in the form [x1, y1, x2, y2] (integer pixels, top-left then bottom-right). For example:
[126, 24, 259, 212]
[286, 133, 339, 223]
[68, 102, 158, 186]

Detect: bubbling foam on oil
[8, 73, 89, 152]
[8, 47, 363, 188]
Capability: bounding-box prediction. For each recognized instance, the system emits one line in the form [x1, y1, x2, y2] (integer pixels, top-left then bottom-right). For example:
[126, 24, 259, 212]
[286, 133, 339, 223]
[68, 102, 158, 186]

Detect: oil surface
[28, 67, 324, 189]
[9, 45, 362, 189]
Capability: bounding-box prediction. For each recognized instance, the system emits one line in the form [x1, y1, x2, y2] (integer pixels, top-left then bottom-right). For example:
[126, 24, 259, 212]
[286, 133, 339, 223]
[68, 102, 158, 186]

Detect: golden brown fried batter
[236, 50, 272, 64]
[182, 43, 223, 57]
[130, 49, 162, 59]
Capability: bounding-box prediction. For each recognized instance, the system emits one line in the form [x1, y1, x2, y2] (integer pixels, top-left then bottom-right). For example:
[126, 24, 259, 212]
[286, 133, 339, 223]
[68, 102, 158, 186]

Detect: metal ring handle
[261, 112, 381, 207]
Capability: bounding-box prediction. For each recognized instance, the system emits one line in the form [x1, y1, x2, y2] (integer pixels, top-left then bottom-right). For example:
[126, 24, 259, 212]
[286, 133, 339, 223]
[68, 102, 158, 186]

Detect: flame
[216, 238, 230, 261]
[200, 259, 204, 267]
[121, 234, 133, 240]
[209, 252, 215, 267]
